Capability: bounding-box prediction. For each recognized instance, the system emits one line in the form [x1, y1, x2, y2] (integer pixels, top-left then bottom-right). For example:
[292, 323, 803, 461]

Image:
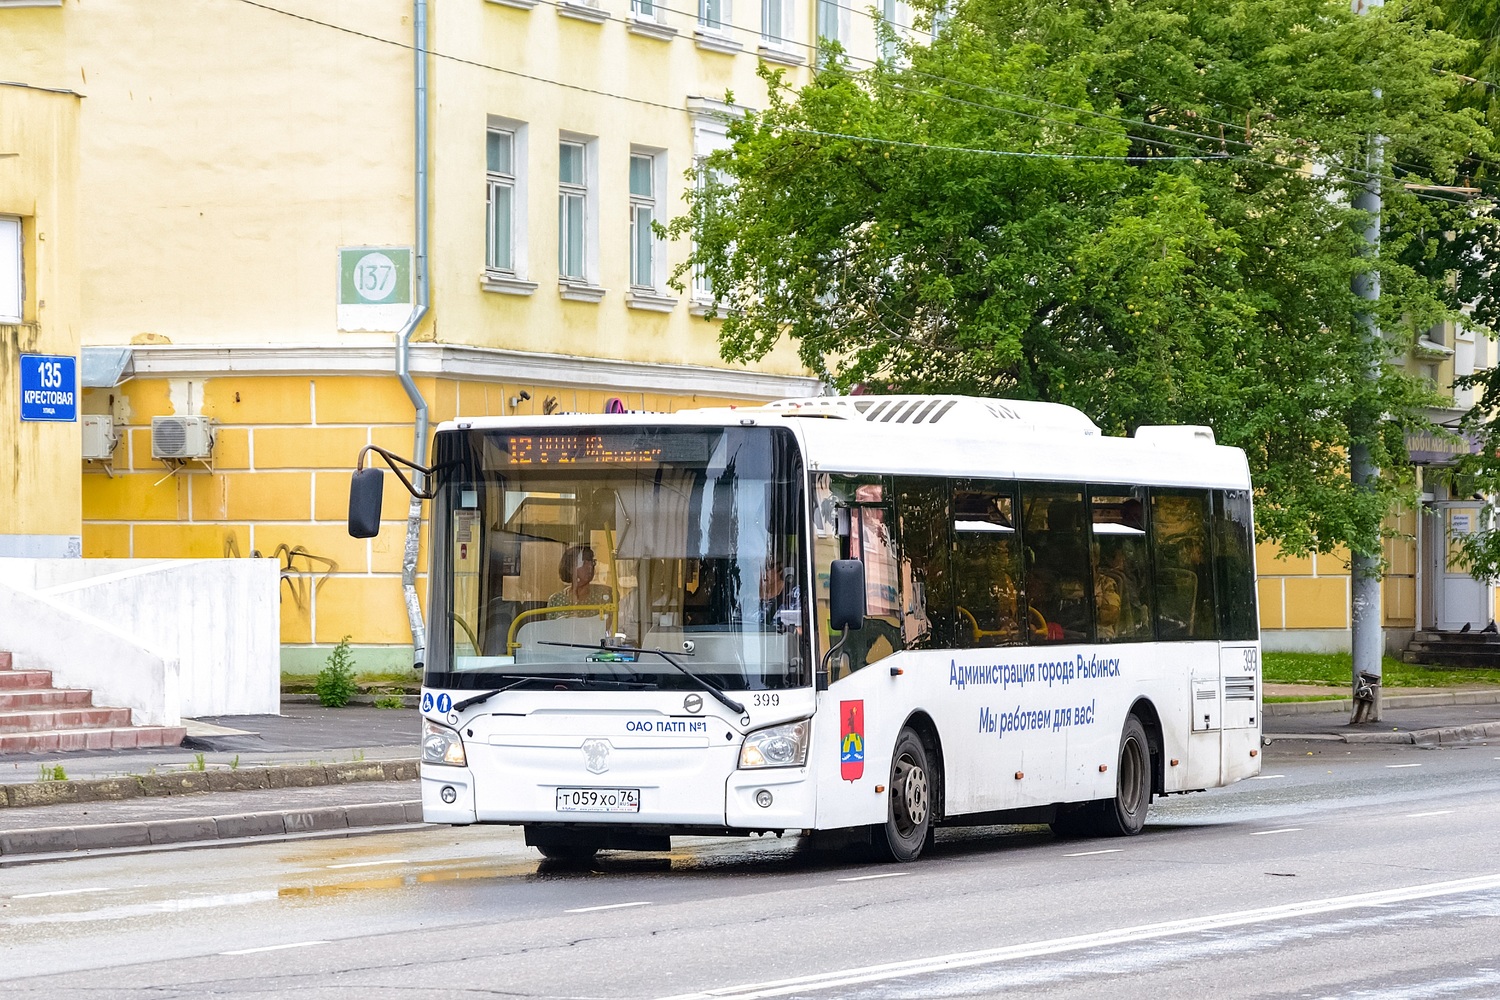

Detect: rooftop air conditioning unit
[81, 414, 118, 461]
[151, 415, 215, 461]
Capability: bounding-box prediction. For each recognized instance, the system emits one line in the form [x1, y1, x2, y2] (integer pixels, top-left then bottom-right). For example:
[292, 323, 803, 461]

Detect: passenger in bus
[547, 545, 612, 618]
[758, 557, 801, 629]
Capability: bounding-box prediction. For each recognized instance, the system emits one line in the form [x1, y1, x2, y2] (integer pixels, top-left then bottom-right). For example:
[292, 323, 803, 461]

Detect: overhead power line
[227, 0, 1492, 206]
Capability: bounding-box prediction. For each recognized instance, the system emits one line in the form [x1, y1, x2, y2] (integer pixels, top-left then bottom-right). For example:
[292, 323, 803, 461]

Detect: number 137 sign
[337, 247, 412, 332]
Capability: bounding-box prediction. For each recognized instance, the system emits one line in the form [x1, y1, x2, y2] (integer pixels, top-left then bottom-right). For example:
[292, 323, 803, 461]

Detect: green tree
[673, 0, 1491, 558]
[1415, 1, 1500, 578]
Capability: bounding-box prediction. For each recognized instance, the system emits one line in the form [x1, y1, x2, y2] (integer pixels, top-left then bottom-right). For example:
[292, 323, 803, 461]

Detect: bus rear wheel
[1050, 715, 1152, 839]
[872, 728, 935, 863]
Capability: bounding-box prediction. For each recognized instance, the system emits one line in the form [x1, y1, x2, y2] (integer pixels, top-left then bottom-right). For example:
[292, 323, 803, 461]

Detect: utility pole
[1350, 0, 1383, 724]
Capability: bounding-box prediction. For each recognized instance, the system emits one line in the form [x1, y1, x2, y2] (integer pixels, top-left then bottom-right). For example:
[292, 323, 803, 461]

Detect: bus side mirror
[348, 467, 385, 538]
[829, 559, 866, 631]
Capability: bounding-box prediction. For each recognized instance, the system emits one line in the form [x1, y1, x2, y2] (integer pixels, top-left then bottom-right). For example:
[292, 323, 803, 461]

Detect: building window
[629, 153, 658, 288]
[632, 0, 655, 15]
[879, 0, 900, 60]
[816, 0, 844, 62]
[761, 0, 785, 43]
[486, 129, 517, 274]
[0, 216, 20, 324]
[558, 140, 588, 280]
[699, 0, 725, 29]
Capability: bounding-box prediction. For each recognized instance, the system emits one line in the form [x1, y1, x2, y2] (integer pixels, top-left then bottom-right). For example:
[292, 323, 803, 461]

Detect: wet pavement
[0, 692, 1497, 861]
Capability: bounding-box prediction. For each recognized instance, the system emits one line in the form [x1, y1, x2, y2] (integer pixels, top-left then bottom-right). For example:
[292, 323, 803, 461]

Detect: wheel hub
[895, 756, 929, 830]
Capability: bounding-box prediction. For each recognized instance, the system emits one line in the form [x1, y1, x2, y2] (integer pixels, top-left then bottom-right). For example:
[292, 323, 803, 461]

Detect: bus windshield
[424, 425, 810, 694]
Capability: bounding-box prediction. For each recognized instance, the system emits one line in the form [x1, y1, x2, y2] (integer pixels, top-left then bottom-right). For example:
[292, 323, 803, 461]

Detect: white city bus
[349, 395, 1261, 862]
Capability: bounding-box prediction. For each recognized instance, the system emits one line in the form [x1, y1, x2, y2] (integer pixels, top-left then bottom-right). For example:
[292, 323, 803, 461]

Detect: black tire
[872, 727, 935, 863]
[533, 842, 599, 862]
[1050, 715, 1152, 839]
[1097, 715, 1152, 836]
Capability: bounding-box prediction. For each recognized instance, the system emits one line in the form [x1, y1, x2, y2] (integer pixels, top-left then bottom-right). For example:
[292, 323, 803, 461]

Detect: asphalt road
[2, 738, 1499, 999]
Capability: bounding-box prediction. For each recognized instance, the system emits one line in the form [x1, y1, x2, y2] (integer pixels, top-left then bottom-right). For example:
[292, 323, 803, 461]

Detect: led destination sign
[505, 434, 662, 465]
[486, 430, 719, 467]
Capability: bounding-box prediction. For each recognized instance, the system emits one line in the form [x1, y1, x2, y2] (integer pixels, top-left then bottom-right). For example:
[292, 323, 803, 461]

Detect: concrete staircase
[0, 651, 186, 753]
[1402, 631, 1500, 669]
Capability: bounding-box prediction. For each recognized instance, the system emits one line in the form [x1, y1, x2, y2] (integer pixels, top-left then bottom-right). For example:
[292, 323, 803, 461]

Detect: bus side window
[1151, 490, 1218, 640]
[1213, 489, 1259, 640]
[952, 482, 1023, 647]
[816, 476, 902, 681]
[1090, 487, 1154, 642]
[1021, 485, 1093, 644]
[894, 477, 954, 650]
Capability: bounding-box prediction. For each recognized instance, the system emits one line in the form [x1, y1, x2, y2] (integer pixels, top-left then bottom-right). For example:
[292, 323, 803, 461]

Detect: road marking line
[1250, 828, 1303, 836]
[837, 872, 909, 882]
[10, 887, 112, 900]
[221, 941, 329, 956]
[1062, 849, 1123, 857]
[1250, 774, 1285, 780]
[6, 890, 276, 926]
[1386, 763, 1422, 769]
[565, 901, 652, 913]
[1405, 810, 1453, 819]
[654, 872, 1500, 1000]
[326, 859, 410, 869]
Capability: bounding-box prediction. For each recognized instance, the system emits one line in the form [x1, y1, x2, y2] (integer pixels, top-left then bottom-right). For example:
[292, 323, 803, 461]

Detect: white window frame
[756, 0, 802, 62]
[627, 148, 675, 312]
[0, 216, 21, 324]
[482, 117, 536, 296]
[698, 0, 727, 29]
[558, 132, 604, 301]
[628, 0, 678, 38]
[688, 101, 740, 314]
[815, 0, 848, 63]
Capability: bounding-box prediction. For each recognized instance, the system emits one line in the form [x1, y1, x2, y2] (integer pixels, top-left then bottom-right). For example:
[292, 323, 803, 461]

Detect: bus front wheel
[873, 728, 935, 863]
[533, 842, 599, 862]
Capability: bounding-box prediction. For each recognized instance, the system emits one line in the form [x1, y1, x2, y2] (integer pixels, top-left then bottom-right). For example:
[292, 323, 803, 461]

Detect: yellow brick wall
[1256, 509, 1419, 634]
[80, 374, 759, 658]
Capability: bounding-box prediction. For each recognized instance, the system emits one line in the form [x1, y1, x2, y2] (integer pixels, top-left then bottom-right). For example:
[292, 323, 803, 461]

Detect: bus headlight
[739, 720, 810, 769]
[422, 718, 467, 767]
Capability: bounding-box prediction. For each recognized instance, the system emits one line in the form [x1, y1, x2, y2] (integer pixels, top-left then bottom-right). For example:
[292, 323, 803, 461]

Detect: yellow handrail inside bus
[506, 603, 613, 653]
[955, 605, 1048, 642]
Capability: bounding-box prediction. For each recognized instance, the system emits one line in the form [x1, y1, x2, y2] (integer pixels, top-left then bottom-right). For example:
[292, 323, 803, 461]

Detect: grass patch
[1263, 652, 1500, 688]
[1264, 694, 1346, 703]
[281, 671, 419, 694]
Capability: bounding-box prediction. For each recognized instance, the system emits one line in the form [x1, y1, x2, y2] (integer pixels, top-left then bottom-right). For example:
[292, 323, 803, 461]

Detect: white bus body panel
[813, 640, 1260, 828]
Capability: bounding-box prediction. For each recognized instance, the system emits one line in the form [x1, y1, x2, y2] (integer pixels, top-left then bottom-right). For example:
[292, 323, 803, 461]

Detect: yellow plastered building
[3, 2, 1493, 669]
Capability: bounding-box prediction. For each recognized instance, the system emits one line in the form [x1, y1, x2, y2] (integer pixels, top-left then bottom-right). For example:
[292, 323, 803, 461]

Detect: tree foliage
[671, 0, 1493, 557]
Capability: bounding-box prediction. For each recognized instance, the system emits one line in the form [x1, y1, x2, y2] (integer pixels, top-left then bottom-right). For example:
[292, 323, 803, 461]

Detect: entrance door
[1425, 501, 1493, 631]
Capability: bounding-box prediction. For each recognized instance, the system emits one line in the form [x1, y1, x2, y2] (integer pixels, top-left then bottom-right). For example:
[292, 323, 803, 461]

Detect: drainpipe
[396, 0, 431, 671]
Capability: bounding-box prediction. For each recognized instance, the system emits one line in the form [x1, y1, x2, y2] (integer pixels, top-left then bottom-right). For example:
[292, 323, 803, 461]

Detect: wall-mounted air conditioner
[151, 415, 215, 461]
[82, 415, 118, 461]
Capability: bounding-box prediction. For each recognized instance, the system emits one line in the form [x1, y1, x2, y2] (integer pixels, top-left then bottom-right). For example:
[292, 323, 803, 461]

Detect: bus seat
[514, 615, 609, 662]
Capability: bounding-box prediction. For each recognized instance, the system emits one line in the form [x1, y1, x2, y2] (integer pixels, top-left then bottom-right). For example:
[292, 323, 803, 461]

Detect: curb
[1267, 721, 1500, 745]
[0, 759, 419, 809]
[0, 800, 424, 858]
[1263, 689, 1500, 717]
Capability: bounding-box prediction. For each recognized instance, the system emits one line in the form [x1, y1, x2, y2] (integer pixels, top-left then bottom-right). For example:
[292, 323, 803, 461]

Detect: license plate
[556, 787, 641, 813]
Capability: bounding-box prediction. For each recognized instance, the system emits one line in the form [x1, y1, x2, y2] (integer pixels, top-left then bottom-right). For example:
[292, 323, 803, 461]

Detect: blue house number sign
[19, 354, 77, 422]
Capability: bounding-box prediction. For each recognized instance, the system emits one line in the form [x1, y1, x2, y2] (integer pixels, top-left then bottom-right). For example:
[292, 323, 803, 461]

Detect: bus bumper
[421, 765, 478, 824]
[725, 767, 815, 829]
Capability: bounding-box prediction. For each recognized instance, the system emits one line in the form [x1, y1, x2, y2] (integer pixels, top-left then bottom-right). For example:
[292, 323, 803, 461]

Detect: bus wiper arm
[538, 641, 747, 715]
[451, 674, 651, 713]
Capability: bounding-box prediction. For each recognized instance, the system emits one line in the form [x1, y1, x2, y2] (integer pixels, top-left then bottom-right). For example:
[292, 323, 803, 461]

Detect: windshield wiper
[450, 673, 651, 713]
[538, 641, 747, 715]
